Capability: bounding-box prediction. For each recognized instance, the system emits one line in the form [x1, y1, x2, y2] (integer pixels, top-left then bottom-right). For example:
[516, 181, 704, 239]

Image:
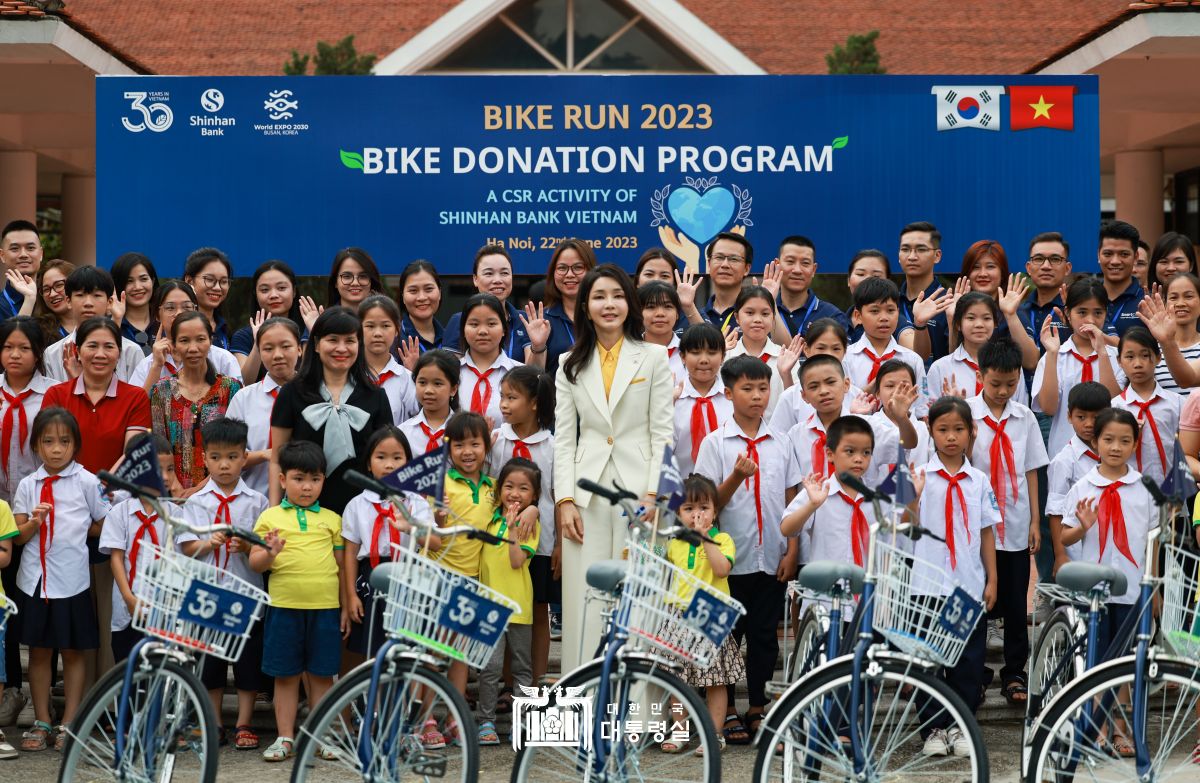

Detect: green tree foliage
[284, 35, 377, 75]
[826, 30, 885, 75]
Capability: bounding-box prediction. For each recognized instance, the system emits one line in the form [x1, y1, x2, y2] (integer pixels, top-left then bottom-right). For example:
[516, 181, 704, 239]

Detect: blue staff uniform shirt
[400, 314, 443, 353]
[702, 295, 737, 331]
[443, 301, 530, 360]
[1103, 279, 1145, 338]
[1017, 293, 1066, 352]
[899, 279, 950, 365]
[540, 303, 576, 376]
[0, 281, 24, 321]
[777, 291, 844, 337]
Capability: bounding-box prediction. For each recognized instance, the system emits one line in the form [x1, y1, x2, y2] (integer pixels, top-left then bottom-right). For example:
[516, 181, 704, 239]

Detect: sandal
[1109, 732, 1135, 758]
[262, 736, 294, 762]
[722, 712, 750, 745]
[694, 736, 726, 756]
[1002, 677, 1028, 706]
[744, 709, 766, 737]
[478, 720, 500, 746]
[660, 733, 688, 753]
[20, 721, 52, 752]
[1192, 740, 1200, 764]
[419, 719, 446, 750]
[52, 725, 67, 752]
[443, 718, 461, 747]
[234, 725, 260, 750]
[315, 745, 338, 760]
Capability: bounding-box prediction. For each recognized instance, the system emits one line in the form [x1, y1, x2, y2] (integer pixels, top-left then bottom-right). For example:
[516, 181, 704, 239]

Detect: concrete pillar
[0, 150, 37, 225]
[1114, 148, 1164, 244]
[62, 174, 96, 266]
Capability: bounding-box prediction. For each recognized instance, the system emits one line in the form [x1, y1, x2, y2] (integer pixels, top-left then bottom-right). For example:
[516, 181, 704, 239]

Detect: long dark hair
[326, 247, 383, 306]
[563, 264, 642, 383]
[0, 316, 46, 375]
[249, 259, 303, 327]
[397, 260, 442, 316]
[500, 365, 555, 431]
[457, 293, 509, 354]
[291, 306, 374, 404]
[183, 247, 232, 340]
[544, 238, 598, 309]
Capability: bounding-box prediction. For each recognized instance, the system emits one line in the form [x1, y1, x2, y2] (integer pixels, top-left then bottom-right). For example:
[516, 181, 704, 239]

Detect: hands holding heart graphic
[657, 223, 747, 275]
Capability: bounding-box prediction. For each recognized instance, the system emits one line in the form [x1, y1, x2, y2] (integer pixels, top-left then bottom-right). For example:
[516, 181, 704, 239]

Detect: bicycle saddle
[586, 560, 627, 593]
[798, 561, 866, 595]
[369, 561, 401, 593]
[1055, 562, 1127, 597]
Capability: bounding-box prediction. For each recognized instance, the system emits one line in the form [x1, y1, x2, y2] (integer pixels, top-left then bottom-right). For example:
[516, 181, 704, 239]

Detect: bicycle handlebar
[836, 472, 945, 543]
[576, 478, 639, 505]
[343, 470, 516, 545]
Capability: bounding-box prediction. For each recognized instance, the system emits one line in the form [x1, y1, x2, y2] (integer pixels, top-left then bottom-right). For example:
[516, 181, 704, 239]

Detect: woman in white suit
[554, 264, 674, 672]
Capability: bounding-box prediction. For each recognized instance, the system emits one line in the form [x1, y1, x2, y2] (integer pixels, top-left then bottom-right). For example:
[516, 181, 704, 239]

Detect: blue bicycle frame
[113, 637, 172, 776]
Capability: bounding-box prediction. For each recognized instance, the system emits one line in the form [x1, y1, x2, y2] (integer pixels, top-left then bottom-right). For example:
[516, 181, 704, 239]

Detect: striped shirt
[1154, 339, 1200, 393]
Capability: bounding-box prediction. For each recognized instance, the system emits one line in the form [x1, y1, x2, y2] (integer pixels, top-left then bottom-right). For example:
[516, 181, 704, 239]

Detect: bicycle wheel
[1027, 657, 1200, 782]
[1027, 609, 1083, 724]
[753, 656, 988, 783]
[291, 655, 477, 783]
[787, 605, 827, 683]
[511, 658, 719, 783]
[59, 655, 217, 783]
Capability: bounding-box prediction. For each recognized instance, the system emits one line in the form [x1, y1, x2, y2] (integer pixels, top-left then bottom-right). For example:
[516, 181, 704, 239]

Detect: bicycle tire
[290, 656, 477, 783]
[510, 657, 720, 783]
[787, 605, 827, 683]
[59, 655, 217, 783]
[753, 656, 989, 783]
[1026, 609, 1083, 725]
[1026, 656, 1200, 783]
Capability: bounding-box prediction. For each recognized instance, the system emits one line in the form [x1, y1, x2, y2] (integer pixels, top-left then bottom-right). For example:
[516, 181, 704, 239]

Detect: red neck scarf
[0, 387, 33, 476]
[1097, 481, 1139, 567]
[983, 416, 1018, 544]
[267, 386, 279, 447]
[810, 426, 828, 477]
[212, 492, 238, 570]
[127, 509, 160, 590]
[839, 491, 870, 567]
[512, 439, 532, 460]
[369, 501, 400, 568]
[1069, 350, 1097, 383]
[690, 395, 719, 462]
[468, 365, 495, 414]
[37, 475, 60, 600]
[1127, 395, 1167, 474]
[739, 434, 770, 544]
[419, 422, 444, 453]
[376, 369, 396, 386]
[937, 469, 969, 570]
[962, 358, 983, 395]
[864, 347, 897, 383]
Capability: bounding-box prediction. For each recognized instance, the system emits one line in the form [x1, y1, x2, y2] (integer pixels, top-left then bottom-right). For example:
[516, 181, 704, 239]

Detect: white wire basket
[871, 538, 983, 667]
[131, 543, 270, 663]
[380, 544, 520, 670]
[616, 538, 746, 668]
[1160, 542, 1200, 659]
[0, 593, 16, 633]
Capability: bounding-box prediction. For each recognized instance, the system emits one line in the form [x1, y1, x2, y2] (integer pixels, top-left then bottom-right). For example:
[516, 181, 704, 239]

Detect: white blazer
[554, 340, 674, 510]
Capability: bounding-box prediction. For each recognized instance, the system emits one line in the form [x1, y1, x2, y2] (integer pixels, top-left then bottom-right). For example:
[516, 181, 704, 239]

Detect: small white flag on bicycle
[382, 443, 447, 497]
[113, 432, 165, 496]
[656, 445, 685, 512]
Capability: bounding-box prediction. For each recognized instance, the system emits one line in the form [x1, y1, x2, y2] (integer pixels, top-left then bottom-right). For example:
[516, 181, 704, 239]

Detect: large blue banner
[96, 75, 1098, 276]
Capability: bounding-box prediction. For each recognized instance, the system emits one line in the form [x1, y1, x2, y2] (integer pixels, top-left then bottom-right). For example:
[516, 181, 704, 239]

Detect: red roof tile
[60, 0, 1149, 76]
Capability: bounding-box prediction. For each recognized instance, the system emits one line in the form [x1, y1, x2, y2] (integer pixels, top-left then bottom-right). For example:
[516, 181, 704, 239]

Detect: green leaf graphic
[832, 136, 849, 150]
[340, 149, 365, 170]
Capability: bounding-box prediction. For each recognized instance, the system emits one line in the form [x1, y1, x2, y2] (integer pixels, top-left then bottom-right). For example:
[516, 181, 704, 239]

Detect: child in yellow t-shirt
[250, 441, 344, 763]
[0, 499, 17, 757]
[476, 458, 541, 746]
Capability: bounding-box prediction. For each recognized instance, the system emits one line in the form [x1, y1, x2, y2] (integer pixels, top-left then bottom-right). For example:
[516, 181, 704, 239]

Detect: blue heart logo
[667, 186, 736, 245]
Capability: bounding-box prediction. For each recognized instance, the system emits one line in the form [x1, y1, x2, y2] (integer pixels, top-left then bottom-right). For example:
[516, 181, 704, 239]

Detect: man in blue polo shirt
[0, 219, 40, 320]
[897, 221, 951, 364]
[701, 231, 752, 330]
[1018, 231, 1072, 351]
[1098, 220, 1144, 338]
[772, 235, 844, 337]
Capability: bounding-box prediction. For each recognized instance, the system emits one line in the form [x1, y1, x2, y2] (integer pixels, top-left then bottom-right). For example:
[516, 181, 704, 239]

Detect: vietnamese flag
[1009, 85, 1075, 130]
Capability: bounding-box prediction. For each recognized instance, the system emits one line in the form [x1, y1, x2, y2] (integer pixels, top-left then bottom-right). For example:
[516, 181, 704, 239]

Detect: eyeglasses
[554, 264, 588, 277]
[339, 272, 371, 285]
[1029, 255, 1066, 267]
[160, 303, 197, 315]
[199, 274, 230, 290]
[899, 245, 935, 256]
[710, 253, 745, 266]
[41, 280, 66, 297]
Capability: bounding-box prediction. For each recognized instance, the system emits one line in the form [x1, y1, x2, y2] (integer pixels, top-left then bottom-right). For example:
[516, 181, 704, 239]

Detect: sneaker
[549, 613, 563, 641]
[0, 733, 15, 760]
[922, 728, 950, 757]
[0, 688, 26, 726]
[947, 726, 972, 756]
[1029, 593, 1053, 625]
[15, 699, 35, 729]
[986, 620, 1004, 653]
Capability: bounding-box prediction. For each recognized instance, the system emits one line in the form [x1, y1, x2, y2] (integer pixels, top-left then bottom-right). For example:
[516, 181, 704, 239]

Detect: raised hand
[109, 290, 127, 325]
[674, 268, 701, 310]
[849, 391, 879, 415]
[299, 296, 324, 332]
[755, 261, 784, 299]
[1040, 310, 1063, 354]
[398, 336, 422, 371]
[520, 301, 551, 352]
[1137, 293, 1176, 345]
[732, 452, 758, 480]
[658, 226, 700, 274]
[722, 322, 740, 353]
[998, 273, 1030, 317]
[1076, 322, 1106, 354]
[941, 376, 968, 399]
[1074, 497, 1098, 529]
[944, 276, 971, 325]
[151, 325, 171, 367]
[911, 287, 951, 328]
[673, 381, 684, 404]
[910, 466, 926, 498]
[801, 472, 829, 505]
[248, 309, 268, 341]
[62, 341, 82, 380]
[777, 334, 805, 380]
[884, 381, 918, 422]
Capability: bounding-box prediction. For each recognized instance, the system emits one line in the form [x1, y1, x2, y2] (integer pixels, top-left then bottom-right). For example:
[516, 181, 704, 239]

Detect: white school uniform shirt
[399, 410, 453, 455]
[0, 372, 53, 504]
[44, 331, 145, 383]
[460, 351, 520, 426]
[865, 410, 930, 490]
[98, 497, 173, 631]
[14, 461, 110, 599]
[844, 336, 928, 417]
[726, 339, 784, 418]
[769, 385, 860, 442]
[1061, 467, 1153, 604]
[927, 346, 1030, 407]
[783, 475, 887, 567]
[967, 395, 1049, 552]
[1046, 435, 1098, 562]
[673, 376, 733, 477]
[176, 477, 269, 590]
[373, 357, 418, 425]
[694, 419, 801, 576]
[787, 411, 868, 562]
[223, 375, 282, 497]
[341, 488, 433, 562]
[489, 424, 556, 556]
[1031, 337, 1126, 456]
[1111, 384, 1182, 485]
[665, 334, 684, 384]
[913, 455, 1001, 601]
[128, 345, 243, 389]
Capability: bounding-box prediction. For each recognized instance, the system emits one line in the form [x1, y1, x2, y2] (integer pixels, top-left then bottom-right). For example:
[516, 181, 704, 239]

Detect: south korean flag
[931, 86, 1005, 131]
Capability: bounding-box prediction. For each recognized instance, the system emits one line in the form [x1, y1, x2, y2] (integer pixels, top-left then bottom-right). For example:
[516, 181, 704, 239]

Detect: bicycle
[774, 564, 865, 690]
[58, 470, 271, 783]
[510, 478, 746, 783]
[752, 472, 990, 783]
[288, 469, 520, 783]
[1024, 476, 1200, 782]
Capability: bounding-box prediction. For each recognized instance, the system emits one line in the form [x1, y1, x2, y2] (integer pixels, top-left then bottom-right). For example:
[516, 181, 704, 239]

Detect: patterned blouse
[151, 374, 242, 488]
